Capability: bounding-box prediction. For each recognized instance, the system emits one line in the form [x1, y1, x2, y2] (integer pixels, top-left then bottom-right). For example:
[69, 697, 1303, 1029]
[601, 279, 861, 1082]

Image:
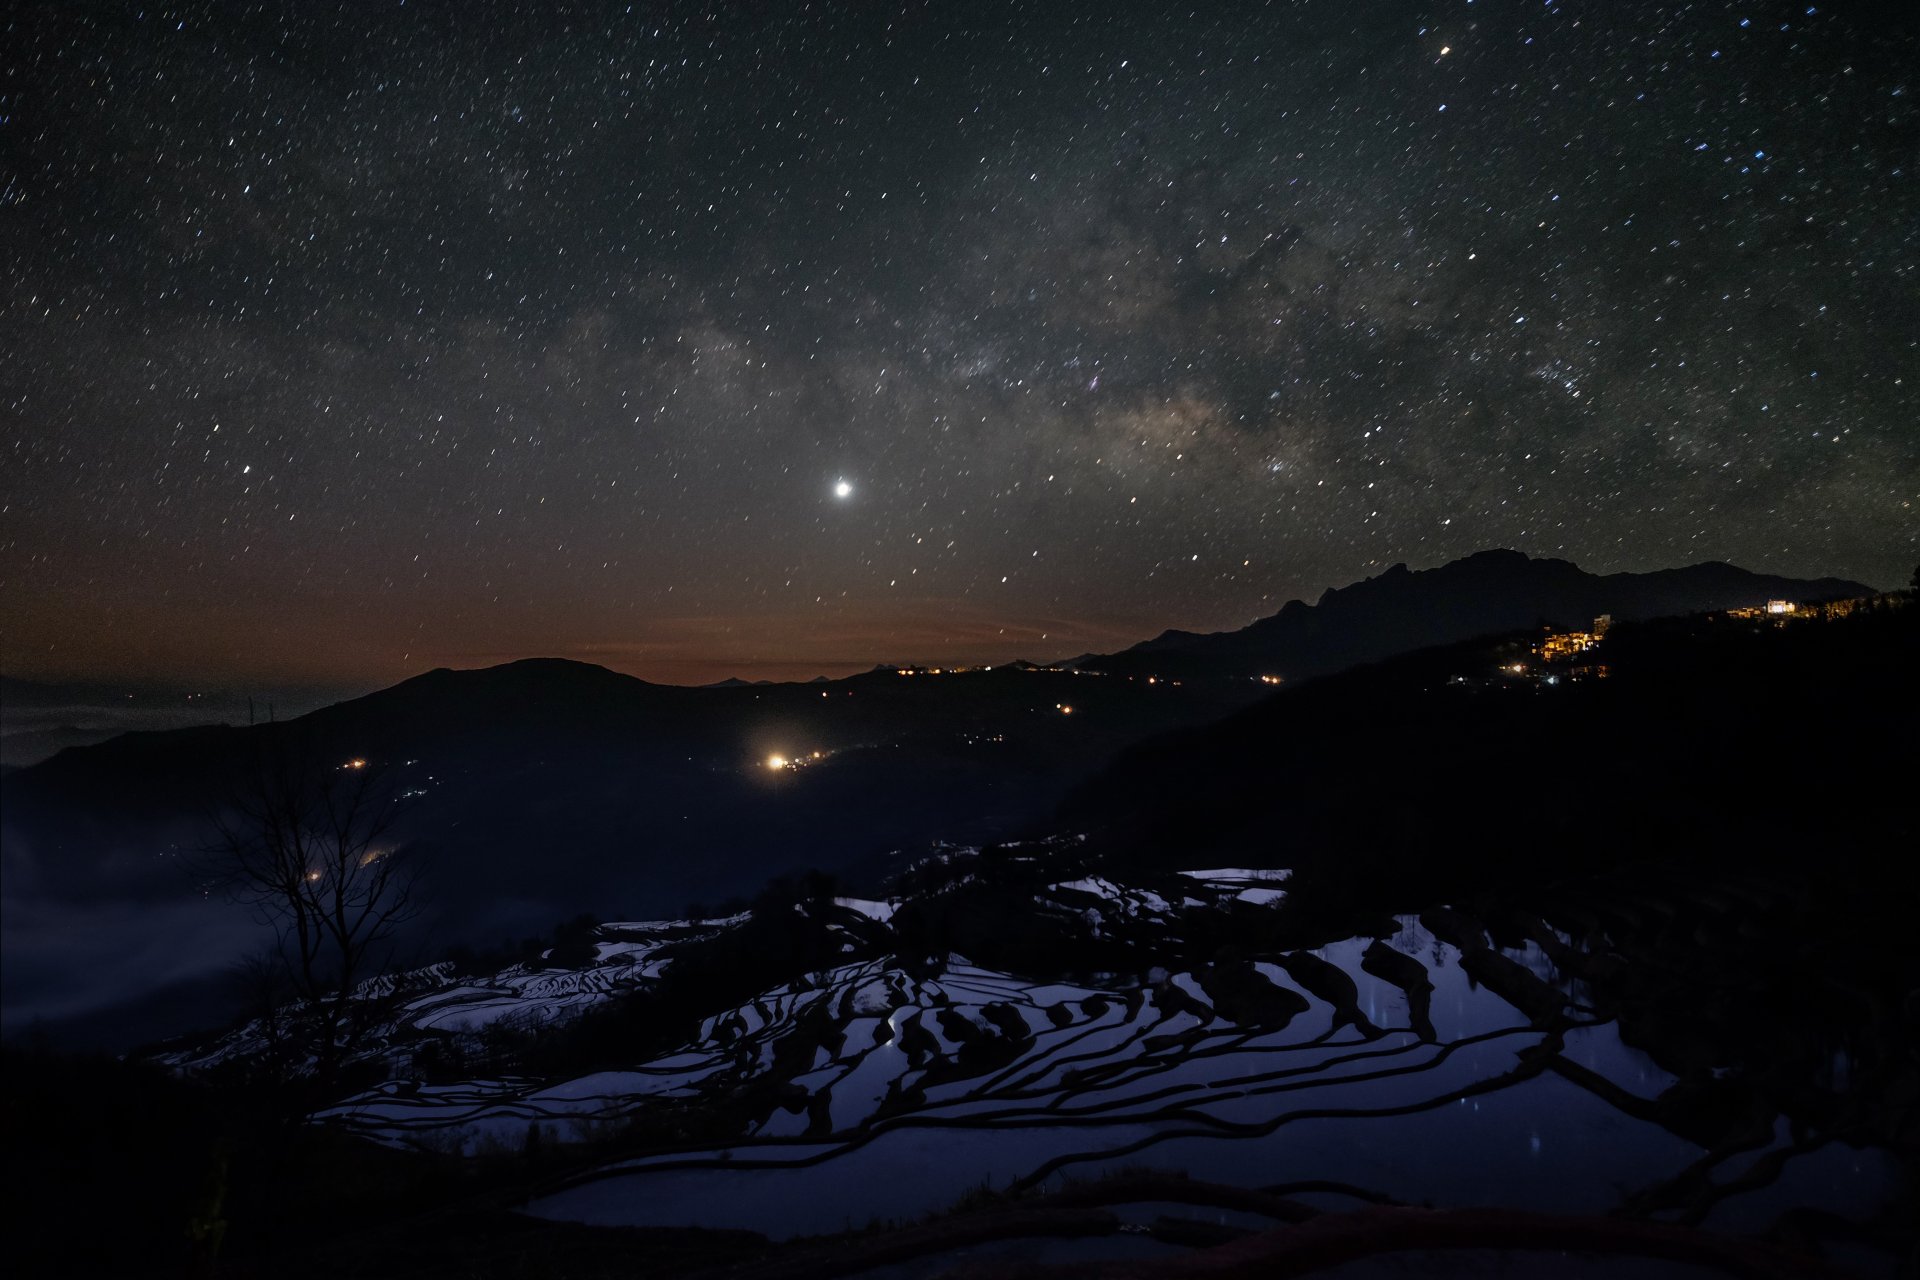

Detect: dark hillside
[1065, 602, 1918, 913]
[1, 659, 1258, 928]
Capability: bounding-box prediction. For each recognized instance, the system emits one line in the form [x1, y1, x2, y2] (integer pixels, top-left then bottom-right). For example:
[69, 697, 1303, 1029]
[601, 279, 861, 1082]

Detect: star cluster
[3, 0, 1915, 685]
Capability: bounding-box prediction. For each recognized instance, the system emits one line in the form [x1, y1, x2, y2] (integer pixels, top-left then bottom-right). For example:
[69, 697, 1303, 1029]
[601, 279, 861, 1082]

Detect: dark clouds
[3, 0, 1915, 684]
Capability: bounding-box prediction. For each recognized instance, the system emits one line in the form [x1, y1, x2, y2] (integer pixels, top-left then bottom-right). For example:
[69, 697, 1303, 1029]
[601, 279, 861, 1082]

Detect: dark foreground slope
[1066, 599, 1917, 913]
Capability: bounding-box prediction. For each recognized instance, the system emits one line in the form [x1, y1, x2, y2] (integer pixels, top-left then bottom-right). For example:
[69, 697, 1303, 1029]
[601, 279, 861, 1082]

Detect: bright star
[833, 479, 854, 499]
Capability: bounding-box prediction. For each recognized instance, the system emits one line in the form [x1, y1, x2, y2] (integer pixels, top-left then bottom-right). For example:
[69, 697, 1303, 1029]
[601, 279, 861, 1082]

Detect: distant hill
[0, 657, 1257, 925]
[1074, 549, 1869, 681]
[0, 550, 1880, 1047]
[0, 676, 358, 767]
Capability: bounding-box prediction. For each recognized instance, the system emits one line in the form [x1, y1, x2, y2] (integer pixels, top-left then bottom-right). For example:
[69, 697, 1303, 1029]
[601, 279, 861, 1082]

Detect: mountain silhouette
[1075, 549, 1868, 680]
[0, 551, 1877, 1046]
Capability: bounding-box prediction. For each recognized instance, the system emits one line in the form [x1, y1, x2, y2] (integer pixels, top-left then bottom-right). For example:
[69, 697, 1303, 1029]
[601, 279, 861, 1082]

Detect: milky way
[4, 1, 1915, 686]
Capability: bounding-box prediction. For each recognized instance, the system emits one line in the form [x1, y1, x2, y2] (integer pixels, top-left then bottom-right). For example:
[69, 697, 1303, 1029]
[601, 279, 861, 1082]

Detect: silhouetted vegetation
[201, 732, 423, 1084]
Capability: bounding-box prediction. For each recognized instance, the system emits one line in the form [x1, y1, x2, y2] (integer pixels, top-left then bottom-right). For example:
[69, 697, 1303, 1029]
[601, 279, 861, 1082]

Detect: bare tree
[209, 735, 421, 1081]
[225, 949, 295, 1084]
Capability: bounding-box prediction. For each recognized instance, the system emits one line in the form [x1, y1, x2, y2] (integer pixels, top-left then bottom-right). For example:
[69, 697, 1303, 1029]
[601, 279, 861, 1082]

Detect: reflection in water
[308, 895, 1904, 1271]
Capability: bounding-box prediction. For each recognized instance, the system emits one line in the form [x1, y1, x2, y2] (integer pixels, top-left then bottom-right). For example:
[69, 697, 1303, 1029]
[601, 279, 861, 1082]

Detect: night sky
[5, 0, 1915, 688]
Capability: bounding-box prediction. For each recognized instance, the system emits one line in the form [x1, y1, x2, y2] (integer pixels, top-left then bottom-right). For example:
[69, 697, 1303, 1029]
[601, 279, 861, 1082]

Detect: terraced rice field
[160, 916, 735, 1074]
[313, 908, 1898, 1240]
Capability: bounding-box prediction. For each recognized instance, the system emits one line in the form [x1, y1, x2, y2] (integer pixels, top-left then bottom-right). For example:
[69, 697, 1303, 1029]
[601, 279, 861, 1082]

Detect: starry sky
[4, 0, 1915, 688]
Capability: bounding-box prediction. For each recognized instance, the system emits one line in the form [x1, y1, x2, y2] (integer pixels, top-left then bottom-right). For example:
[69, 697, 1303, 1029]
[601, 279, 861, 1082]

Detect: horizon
[0, 545, 1890, 693]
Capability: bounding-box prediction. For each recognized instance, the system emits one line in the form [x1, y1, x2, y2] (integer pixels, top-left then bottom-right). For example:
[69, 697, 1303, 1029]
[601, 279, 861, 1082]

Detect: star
[1, 1, 1907, 690]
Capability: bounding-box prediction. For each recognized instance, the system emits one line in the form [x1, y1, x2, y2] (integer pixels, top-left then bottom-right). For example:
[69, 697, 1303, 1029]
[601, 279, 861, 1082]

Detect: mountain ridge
[1076, 549, 1869, 680]
[6, 551, 1871, 780]
[0, 549, 1891, 1050]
